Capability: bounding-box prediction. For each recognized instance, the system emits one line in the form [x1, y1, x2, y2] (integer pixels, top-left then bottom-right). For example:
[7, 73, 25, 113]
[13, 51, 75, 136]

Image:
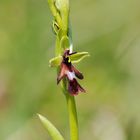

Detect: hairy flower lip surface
[57, 49, 85, 95]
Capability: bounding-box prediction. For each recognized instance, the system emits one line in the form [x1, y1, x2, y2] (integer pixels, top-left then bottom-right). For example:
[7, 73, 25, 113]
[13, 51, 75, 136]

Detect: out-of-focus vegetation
[0, 0, 140, 139]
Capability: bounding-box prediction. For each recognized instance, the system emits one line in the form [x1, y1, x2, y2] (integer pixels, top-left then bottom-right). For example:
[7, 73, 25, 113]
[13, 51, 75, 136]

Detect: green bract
[48, 0, 62, 28]
[52, 21, 60, 35]
[55, 0, 69, 12]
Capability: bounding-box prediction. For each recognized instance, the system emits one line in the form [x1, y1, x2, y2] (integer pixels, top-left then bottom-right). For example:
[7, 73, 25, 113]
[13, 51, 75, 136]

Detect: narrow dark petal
[69, 51, 77, 55]
[57, 63, 67, 84]
[68, 78, 85, 95]
[72, 65, 84, 79]
[63, 49, 77, 57]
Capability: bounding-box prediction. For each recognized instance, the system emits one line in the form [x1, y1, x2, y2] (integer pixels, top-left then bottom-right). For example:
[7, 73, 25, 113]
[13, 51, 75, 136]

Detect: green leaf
[38, 114, 65, 140]
[70, 52, 90, 63]
[49, 56, 62, 67]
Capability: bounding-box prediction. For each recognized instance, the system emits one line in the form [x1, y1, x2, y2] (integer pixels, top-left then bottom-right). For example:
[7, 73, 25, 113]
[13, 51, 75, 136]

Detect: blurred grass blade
[38, 114, 65, 140]
[70, 52, 90, 63]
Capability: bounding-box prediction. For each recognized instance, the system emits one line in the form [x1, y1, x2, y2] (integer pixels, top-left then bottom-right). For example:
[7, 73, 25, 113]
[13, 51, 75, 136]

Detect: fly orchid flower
[49, 49, 89, 95]
[57, 50, 85, 95]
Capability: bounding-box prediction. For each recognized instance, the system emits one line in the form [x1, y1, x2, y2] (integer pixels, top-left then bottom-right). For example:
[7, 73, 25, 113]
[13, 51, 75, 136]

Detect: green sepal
[70, 52, 90, 63]
[49, 56, 62, 67]
[38, 114, 64, 140]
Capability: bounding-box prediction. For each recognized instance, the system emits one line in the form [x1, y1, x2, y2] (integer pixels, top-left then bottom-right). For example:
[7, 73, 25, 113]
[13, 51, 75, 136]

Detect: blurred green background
[0, 0, 140, 139]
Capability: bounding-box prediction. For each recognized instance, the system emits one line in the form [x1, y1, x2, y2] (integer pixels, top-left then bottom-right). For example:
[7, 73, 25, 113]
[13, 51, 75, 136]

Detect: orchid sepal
[69, 51, 90, 63]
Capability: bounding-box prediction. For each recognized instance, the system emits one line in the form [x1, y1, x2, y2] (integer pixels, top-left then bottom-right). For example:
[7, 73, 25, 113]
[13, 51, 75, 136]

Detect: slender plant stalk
[48, 0, 81, 139]
[61, 79, 79, 140]
[53, 0, 79, 139]
[65, 92, 79, 140]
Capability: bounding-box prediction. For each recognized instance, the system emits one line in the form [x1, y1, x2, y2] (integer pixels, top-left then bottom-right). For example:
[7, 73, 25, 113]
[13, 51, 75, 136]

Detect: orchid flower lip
[68, 78, 86, 95]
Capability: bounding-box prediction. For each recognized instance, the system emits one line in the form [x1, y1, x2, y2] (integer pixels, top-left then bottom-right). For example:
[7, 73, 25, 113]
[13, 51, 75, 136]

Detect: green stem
[65, 94, 79, 140]
[62, 81, 79, 140]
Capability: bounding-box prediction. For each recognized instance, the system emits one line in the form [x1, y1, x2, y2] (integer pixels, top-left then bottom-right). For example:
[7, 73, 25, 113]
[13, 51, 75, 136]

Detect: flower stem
[62, 80, 79, 140]
[65, 94, 79, 140]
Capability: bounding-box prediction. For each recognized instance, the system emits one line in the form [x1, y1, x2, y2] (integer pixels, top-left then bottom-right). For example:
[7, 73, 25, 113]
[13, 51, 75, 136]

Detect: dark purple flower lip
[57, 49, 86, 95]
[68, 79, 85, 95]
